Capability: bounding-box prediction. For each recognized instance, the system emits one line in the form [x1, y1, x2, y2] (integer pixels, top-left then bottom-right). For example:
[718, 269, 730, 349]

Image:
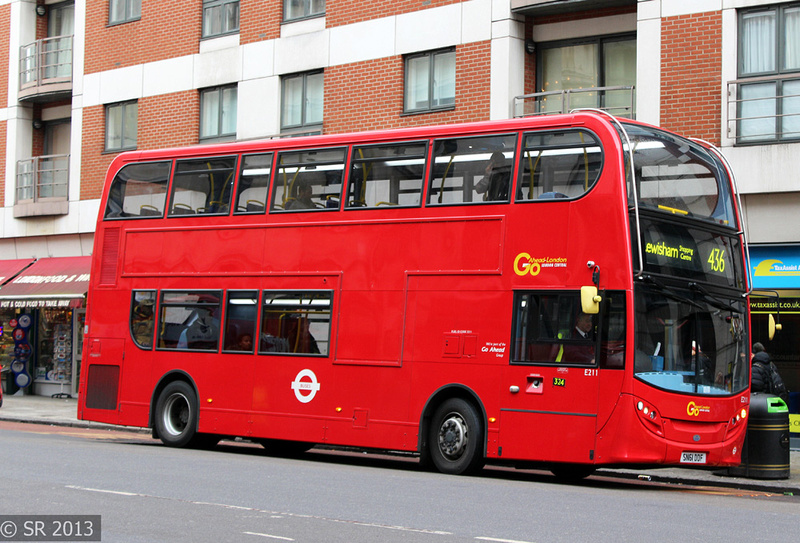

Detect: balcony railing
[19, 35, 73, 101]
[513, 86, 635, 118]
[16, 154, 70, 204]
[727, 75, 800, 144]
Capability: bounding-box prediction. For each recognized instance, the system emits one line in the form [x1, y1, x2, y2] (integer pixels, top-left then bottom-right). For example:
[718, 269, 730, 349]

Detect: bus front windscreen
[633, 283, 749, 396]
[623, 123, 737, 229]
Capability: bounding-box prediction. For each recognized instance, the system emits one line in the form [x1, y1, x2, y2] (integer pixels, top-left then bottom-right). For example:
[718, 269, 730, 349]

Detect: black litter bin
[728, 393, 790, 480]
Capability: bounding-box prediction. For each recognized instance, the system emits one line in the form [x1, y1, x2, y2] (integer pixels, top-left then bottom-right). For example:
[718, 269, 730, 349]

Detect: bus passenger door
[499, 291, 600, 464]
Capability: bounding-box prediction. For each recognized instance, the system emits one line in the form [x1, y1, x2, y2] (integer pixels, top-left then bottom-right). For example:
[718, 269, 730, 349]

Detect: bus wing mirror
[768, 314, 782, 340]
[581, 286, 602, 315]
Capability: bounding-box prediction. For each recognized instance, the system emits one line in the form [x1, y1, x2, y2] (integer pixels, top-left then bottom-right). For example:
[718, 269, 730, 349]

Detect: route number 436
[708, 248, 726, 273]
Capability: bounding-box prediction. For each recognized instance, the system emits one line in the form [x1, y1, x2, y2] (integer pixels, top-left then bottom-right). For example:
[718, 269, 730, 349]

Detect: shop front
[0, 256, 90, 398]
[749, 245, 800, 443]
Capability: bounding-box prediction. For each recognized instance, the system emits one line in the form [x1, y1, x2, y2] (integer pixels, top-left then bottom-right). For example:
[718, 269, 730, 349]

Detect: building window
[536, 35, 636, 116]
[202, 0, 239, 38]
[200, 85, 237, 141]
[404, 49, 456, 114]
[109, 0, 141, 25]
[735, 4, 800, 143]
[105, 101, 138, 152]
[284, 0, 325, 22]
[281, 71, 323, 133]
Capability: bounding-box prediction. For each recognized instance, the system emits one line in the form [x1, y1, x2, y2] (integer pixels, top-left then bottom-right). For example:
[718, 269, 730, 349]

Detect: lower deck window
[260, 291, 331, 356]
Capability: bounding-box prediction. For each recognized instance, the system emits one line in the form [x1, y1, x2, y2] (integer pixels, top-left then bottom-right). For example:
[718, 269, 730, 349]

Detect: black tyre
[154, 381, 199, 448]
[428, 398, 485, 475]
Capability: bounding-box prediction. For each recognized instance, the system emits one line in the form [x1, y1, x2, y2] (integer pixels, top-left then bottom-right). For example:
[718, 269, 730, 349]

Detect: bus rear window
[104, 162, 171, 219]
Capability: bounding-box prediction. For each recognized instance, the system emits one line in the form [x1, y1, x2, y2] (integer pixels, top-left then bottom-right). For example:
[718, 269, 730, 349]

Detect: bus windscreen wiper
[640, 275, 704, 309]
[688, 282, 740, 313]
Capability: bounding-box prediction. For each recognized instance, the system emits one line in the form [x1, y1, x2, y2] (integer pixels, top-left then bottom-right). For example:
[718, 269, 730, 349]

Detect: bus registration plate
[680, 452, 707, 464]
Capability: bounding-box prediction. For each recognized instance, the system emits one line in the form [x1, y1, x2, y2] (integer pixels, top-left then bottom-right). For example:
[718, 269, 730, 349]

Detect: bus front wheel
[428, 398, 484, 475]
[154, 381, 199, 448]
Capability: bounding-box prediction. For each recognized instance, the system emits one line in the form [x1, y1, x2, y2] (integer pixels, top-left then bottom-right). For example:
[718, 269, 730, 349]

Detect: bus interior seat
[246, 200, 265, 212]
[140, 205, 161, 216]
[172, 203, 195, 215]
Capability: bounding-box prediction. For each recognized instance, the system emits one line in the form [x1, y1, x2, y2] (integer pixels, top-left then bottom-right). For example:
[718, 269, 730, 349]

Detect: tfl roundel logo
[291, 369, 321, 404]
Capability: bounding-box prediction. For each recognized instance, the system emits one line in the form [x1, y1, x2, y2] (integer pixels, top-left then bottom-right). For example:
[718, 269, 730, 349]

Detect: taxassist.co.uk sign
[750, 246, 800, 290]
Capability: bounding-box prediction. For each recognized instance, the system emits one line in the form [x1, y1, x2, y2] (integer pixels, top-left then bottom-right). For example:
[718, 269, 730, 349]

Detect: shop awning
[750, 246, 800, 290]
[0, 256, 91, 309]
[0, 258, 35, 286]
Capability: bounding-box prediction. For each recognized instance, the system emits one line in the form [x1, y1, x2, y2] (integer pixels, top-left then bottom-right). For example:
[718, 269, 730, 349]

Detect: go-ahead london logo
[291, 369, 321, 403]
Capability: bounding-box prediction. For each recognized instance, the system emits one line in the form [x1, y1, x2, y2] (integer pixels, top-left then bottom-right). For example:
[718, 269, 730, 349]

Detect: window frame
[346, 141, 428, 209]
[426, 133, 517, 206]
[259, 290, 333, 356]
[130, 290, 156, 350]
[403, 48, 457, 114]
[156, 290, 223, 352]
[108, 0, 141, 25]
[735, 3, 800, 143]
[280, 71, 324, 134]
[283, 0, 325, 23]
[222, 290, 259, 354]
[202, 0, 240, 39]
[105, 100, 138, 153]
[167, 155, 238, 217]
[535, 33, 636, 114]
[200, 85, 238, 142]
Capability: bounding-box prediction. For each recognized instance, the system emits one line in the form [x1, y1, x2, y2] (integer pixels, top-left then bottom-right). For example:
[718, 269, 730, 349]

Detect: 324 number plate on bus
[680, 452, 707, 464]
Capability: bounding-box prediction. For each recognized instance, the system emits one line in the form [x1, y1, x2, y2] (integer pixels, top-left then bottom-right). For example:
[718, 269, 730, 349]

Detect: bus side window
[346, 142, 427, 208]
[234, 153, 272, 214]
[515, 130, 603, 202]
[272, 148, 346, 212]
[169, 156, 237, 216]
[104, 162, 171, 219]
[427, 134, 516, 205]
[157, 291, 222, 351]
[223, 290, 258, 353]
[130, 290, 156, 349]
[598, 291, 626, 369]
[511, 291, 596, 366]
[259, 291, 332, 356]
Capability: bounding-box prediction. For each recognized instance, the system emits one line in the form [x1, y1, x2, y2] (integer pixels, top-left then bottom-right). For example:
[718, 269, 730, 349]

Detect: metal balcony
[14, 154, 70, 218]
[19, 36, 73, 103]
[513, 86, 636, 119]
[727, 75, 800, 144]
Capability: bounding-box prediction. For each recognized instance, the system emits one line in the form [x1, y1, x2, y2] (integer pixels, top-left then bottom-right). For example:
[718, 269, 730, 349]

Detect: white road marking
[66, 485, 452, 536]
[475, 537, 536, 543]
[243, 532, 294, 541]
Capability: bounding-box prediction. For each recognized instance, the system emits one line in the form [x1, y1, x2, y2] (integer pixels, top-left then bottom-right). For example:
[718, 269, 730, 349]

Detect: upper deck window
[272, 148, 345, 211]
[168, 156, 237, 216]
[427, 134, 516, 205]
[346, 142, 427, 209]
[234, 153, 273, 214]
[623, 124, 736, 228]
[104, 161, 171, 219]
[515, 130, 603, 201]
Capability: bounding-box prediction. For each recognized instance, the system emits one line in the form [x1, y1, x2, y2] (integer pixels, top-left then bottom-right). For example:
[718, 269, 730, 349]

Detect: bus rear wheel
[155, 381, 200, 448]
[428, 398, 484, 475]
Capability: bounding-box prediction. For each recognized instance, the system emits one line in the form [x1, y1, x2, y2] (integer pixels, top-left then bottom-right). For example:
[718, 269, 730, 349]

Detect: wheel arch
[149, 370, 199, 439]
[417, 384, 488, 457]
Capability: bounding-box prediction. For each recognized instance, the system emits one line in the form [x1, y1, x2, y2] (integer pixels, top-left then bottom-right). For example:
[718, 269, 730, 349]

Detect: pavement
[1, 393, 799, 494]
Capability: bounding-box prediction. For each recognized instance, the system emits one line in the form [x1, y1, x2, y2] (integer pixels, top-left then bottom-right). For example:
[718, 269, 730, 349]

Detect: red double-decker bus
[78, 111, 751, 477]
